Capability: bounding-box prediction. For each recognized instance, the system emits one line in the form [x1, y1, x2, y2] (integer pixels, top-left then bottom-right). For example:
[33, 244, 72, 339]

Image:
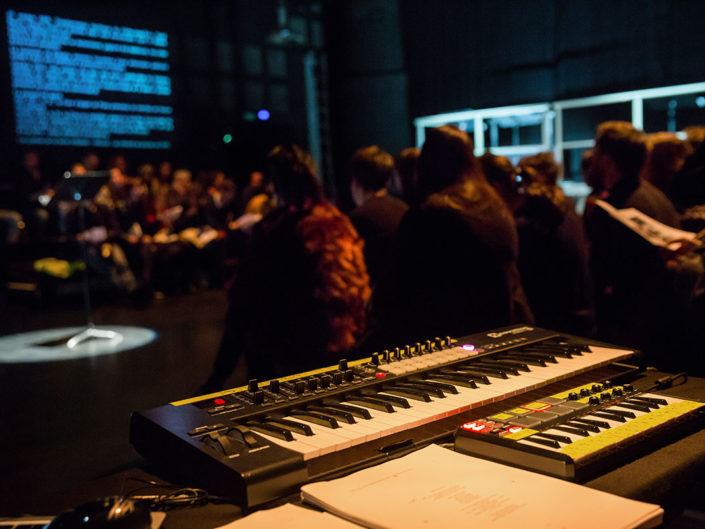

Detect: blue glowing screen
[6, 10, 174, 149]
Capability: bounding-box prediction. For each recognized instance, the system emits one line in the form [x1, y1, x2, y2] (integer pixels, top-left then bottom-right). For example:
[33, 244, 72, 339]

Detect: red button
[375, 372, 387, 378]
[213, 398, 226, 405]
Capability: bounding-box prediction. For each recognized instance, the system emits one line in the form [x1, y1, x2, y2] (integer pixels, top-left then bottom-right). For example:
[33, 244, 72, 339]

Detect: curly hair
[297, 202, 371, 353]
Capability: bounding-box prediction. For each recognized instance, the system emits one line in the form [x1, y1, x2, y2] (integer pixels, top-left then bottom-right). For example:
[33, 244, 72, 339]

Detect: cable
[644, 371, 688, 392]
[120, 477, 231, 510]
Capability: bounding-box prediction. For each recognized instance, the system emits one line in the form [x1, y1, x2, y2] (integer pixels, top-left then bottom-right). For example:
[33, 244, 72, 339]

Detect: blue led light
[6, 10, 174, 149]
[696, 96, 705, 108]
[257, 109, 270, 121]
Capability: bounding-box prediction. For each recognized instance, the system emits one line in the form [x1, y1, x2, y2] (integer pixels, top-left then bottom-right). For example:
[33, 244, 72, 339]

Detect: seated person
[349, 145, 409, 283]
[370, 126, 532, 349]
[201, 144, 371, 389]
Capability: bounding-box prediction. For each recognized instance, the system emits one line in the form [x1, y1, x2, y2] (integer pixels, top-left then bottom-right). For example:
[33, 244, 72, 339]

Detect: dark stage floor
[0, 289, 247, 514]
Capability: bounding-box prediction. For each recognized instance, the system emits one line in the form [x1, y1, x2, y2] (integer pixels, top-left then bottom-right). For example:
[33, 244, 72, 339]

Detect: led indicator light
[214, 398, 226, 405]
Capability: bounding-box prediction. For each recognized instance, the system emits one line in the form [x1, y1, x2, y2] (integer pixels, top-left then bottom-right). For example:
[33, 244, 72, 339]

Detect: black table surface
[19, 369, 705, 528]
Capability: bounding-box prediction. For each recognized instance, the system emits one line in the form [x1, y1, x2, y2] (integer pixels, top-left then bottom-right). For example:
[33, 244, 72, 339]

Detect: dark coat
[349, 193, 409, 283]
[370, 179, 533, 349]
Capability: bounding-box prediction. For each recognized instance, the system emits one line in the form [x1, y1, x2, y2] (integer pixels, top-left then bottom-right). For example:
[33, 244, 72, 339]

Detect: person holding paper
[585, 121, 680, 362]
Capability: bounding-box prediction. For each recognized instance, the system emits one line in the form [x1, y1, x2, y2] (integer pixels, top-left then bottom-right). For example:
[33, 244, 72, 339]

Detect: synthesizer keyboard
[454, 380, 705, 481]
[130, 325, 640, 507]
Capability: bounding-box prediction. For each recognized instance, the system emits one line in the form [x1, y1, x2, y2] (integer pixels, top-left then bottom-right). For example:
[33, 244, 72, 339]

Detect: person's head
[684, 125, 705, 152]
[70, 163, 86, 176]
[266, 144, 322, 209]
[418, 125, 481, 199]
[642, 132, 693, 195]
[172, 169, 192, 194]
[108, 154, 128, 174]
[158, 161, 172, 182]
[81, 152, 100, 171]
[592, 121, 646, 190]
[480, 152, 519, 203]
[22, 150, 40, 171]
[137, 163, 156, 183]
[248, 171, 264, 188]
[349, 145, 395, 206]
[395, 147, 420, 204]
[518, 151, 560, 187]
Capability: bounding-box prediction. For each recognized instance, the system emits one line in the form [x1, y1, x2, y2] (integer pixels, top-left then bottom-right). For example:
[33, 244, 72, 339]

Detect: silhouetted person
[395, 147, 421, 206]
[349, 145, 409, 283]
[585, 121, 679, 358]
[371, 126, 532, 349]
[201, 145, 370, 390]
[483, 152, 594, 336]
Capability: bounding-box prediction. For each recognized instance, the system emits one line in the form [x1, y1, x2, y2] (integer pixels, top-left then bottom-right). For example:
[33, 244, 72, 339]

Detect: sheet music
[301, 444, 663, 529]
[215, 503, 364, 528]
[594, 199, 697, 247]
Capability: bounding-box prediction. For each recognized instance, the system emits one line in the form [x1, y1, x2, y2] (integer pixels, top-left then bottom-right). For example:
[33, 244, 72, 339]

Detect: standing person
[200, 145, 370, 390]
[349, 145, 409, 284]
[371, 126, 532, 349]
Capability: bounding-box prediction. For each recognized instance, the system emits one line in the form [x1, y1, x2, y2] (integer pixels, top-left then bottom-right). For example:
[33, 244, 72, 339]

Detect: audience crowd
[4, 121, 705, 384]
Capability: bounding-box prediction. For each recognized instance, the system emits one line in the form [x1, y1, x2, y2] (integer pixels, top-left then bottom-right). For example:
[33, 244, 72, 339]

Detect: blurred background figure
[348, 145, 409, 284]
[370, 126, 532, 349]
[201, 144, 370, 390]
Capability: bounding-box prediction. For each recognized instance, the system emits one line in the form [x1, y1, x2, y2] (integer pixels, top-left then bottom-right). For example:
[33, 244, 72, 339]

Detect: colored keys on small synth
[454, 381, 705, 480]
[130, 325, 640, 507]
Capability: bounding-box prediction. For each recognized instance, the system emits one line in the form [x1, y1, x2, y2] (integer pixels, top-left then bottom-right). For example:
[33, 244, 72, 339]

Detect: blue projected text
[6, 10, 174, 149]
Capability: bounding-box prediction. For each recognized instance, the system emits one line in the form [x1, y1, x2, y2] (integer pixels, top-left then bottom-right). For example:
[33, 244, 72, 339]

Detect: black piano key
[497, 354, 547, 367]
[514, 350, 560, 362]
[565, 421, 600, 433]
[501, 352, 554, 365]
[533, 432, 572, 444]
[394, 382, 446, 398]
[346, 396, 395, 413]
[525, 344, 578, 356]
[603, 408, 636, 419]
[439, 368, 490, 385]
[288, 409, 340, 428]
[613, 402, 651, 413]
[360, 390, 411, 408]
[553, 425, 590, 436]
[457, 365, 509, 379]
[524, 436, 561, 449]
[625, 398, 660, 409]
[265, 416, 314, 435]
[570, 417, 610, 429]
[490, 358, 531, 371]
[453, 367, 506, 380]
[246, 421, 294, 441]
[590, 411, 626, 423]
[475, 360, 522, 374]
[307, 405, 357, 424]
[322, 401, 372, 420]
[381, 386, 432, 402]
[425, 373, 478, 388]
[412, 378, 460, 394]
[630, 395, 668, 406]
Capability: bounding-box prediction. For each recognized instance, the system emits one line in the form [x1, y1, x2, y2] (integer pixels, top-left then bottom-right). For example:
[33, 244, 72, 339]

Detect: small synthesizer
[454, 379, 705, 480]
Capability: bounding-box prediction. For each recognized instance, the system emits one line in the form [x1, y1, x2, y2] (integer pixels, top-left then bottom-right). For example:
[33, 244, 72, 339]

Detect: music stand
[50, 171, 120, 349]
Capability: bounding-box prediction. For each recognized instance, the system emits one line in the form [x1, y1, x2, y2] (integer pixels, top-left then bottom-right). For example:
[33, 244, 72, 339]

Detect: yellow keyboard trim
[505, 428, 538, 440]
[558, 400, 703, 460]
[170, 357, 372, 406]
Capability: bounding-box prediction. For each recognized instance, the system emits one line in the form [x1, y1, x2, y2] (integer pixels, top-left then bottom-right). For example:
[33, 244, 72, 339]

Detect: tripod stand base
[66, 326, 123, 349]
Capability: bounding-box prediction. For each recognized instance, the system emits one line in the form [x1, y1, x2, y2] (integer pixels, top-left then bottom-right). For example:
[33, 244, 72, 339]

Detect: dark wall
[324, 0, 409, 206]
[401, 0, 705, 118]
